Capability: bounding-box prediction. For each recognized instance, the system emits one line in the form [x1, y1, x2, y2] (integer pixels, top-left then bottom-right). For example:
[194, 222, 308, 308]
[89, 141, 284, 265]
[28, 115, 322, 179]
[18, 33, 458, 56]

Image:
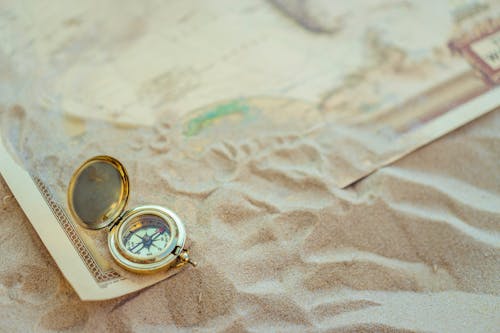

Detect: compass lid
[68, 155, 129, 230]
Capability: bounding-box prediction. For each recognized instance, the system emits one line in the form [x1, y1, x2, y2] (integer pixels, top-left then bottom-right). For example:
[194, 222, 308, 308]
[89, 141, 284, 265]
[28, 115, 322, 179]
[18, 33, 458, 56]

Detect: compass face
[108, 205, 187, 273]
[122, 214, 171, 258]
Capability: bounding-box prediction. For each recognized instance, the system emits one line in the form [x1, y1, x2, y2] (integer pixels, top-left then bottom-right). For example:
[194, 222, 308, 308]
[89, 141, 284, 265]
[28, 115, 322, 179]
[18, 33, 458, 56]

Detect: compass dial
[122, 214, 171, 258]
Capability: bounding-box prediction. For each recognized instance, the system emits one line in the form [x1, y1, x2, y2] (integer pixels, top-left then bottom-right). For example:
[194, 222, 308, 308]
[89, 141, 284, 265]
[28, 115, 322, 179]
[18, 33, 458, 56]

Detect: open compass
[67, 155, 196, 274]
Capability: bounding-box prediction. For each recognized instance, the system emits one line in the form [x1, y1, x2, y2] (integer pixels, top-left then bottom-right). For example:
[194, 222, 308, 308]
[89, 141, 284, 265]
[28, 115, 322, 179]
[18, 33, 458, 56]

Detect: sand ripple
[0, 105, 499, 331]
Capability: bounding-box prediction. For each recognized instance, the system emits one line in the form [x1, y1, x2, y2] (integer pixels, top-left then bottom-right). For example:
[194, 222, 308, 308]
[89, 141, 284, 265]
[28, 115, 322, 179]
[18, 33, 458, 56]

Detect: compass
[67, 155, 195, 274]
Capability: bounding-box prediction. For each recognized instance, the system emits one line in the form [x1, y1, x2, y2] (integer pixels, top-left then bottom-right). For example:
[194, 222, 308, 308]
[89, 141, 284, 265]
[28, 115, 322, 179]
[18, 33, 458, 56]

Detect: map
[0, 0, 499, 299]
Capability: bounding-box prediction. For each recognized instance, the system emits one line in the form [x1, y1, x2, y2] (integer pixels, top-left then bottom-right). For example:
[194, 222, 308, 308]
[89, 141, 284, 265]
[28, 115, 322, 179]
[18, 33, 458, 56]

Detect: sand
[0, 104, 499, 332]
[1, 1, 499, 331]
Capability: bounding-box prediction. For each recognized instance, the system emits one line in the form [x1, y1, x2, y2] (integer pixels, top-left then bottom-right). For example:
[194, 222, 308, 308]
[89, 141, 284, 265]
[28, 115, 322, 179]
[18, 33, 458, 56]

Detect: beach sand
[0, 107, 499, 332]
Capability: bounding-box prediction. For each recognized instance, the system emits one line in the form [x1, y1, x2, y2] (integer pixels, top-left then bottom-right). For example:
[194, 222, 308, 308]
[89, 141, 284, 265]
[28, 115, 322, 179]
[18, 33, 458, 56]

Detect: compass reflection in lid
[69, 157, 129, 229]
[122, 214, 171, 258]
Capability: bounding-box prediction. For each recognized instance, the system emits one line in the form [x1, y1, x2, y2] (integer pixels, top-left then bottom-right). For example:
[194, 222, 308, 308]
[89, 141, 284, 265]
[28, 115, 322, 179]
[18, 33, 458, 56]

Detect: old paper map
[0, 0, 499, 300]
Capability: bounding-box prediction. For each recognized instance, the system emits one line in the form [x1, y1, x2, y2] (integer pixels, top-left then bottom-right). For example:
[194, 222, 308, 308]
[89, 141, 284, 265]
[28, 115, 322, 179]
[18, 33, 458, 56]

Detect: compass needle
[151, 243, 162, 251]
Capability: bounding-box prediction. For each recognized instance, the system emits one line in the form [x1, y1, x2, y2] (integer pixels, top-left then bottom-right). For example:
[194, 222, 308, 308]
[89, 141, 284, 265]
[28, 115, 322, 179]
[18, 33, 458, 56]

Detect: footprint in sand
[0, 264, 59, 305]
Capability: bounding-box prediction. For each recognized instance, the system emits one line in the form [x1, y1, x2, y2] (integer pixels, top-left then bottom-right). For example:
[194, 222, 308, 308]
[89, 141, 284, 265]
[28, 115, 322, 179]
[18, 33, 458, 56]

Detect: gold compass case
[67, 155, 195, 274]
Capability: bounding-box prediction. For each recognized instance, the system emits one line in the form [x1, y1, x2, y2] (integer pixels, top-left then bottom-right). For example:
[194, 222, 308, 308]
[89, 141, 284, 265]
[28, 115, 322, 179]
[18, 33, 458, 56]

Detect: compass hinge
[107, 213, 124, 231]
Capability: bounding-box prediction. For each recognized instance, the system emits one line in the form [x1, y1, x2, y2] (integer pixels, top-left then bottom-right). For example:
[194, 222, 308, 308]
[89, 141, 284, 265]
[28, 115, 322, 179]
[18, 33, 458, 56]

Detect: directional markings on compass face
[123, 214, 171, 258]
